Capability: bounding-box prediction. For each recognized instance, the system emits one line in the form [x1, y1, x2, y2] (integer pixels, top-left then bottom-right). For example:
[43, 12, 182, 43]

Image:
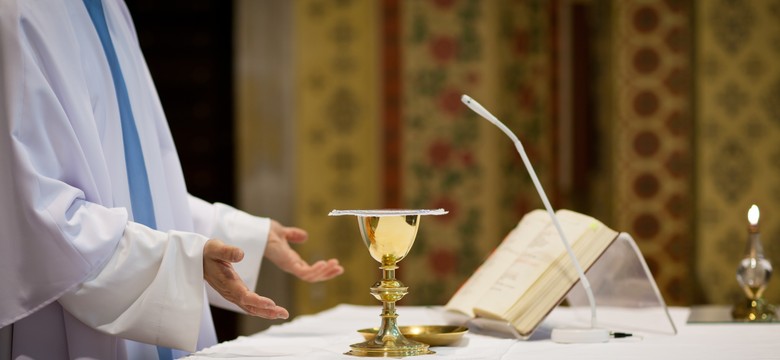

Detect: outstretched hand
[264, 220, 344, 282]
[203, 239, 289, 319]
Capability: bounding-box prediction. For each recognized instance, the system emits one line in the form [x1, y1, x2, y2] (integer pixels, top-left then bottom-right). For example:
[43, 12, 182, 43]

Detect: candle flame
[748, 204, 760, 225]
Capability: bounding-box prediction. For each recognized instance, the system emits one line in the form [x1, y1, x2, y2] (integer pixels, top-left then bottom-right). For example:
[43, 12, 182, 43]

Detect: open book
[445, 209, 618, 337]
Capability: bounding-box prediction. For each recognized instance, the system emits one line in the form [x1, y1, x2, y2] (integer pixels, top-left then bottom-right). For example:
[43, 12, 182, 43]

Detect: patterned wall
[400, 0, 556, 305]
[610, 0, 695, 305]
[239, 0, 780, 317]
[292, 0, 381, 314]
[695, 0, 780, 304]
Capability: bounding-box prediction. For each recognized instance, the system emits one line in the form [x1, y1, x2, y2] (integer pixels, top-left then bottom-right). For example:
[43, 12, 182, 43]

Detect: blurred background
[126, 0, 780, 341]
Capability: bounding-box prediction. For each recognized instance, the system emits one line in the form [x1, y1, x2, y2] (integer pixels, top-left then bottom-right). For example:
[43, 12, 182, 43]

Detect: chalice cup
[329, 209, 447, 357]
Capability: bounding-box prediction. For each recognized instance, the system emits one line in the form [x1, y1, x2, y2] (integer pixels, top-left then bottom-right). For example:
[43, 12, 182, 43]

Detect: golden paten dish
[357, 325, 468, 347]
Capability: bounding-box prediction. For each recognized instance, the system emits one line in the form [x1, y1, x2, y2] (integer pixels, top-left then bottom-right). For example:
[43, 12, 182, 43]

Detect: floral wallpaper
[400, 0, 556, 305]
[695, 0, 780, 305]
[277, 0, 780, 316]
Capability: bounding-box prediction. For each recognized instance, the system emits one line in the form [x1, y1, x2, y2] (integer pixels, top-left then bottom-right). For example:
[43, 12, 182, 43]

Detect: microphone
[461, 94, 609, 343]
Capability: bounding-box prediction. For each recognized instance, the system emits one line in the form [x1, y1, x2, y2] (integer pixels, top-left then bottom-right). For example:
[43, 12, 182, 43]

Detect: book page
[507, 216, 618, 333]
[444, 210, 549, 317]
[473, 210, 597, 319]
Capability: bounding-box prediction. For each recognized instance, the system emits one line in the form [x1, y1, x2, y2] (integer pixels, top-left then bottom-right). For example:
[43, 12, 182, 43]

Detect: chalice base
[731, 298, 777, 322]
[346, 337, 434, 357]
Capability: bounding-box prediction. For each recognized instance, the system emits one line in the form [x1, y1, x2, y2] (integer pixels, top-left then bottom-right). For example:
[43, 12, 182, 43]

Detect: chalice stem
[377, 267, 401, 340]
[379, 301, 399, 340]
[383, 267, 396, 282]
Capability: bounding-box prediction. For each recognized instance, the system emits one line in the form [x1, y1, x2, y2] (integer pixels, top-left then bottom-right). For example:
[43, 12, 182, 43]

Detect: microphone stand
[461, 94, 609, 343]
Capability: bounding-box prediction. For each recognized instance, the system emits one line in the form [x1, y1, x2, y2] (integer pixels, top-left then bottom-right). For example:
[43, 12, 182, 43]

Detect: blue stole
[82, 1, 170, 359]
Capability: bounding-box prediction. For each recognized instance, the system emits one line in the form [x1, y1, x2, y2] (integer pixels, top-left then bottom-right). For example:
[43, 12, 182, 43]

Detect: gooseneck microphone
[461, 94, 609, 343]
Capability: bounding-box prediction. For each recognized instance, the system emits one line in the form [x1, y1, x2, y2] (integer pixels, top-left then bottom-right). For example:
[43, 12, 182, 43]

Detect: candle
[734, 203, 774, 321]
[748, 205, 760, 233]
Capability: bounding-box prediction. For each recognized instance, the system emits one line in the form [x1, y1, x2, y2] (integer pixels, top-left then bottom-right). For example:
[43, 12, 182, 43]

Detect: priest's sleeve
[59, 223, 209, 352]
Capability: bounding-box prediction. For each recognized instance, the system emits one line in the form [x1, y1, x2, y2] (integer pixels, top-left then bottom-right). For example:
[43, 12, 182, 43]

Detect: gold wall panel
[695, 0, 780, 304]
[293, 0, 381, 314]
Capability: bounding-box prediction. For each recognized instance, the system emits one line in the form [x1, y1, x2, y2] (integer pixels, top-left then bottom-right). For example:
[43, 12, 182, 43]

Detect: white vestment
[0, 0, 268, 358]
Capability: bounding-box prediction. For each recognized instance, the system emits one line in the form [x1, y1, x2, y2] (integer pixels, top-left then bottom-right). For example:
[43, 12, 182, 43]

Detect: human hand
[203, 239, 289, 319]
[264, 220, 344, 282]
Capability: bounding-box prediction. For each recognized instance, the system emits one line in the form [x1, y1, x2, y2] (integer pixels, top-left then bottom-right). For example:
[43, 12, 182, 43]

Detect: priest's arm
[188, 196, 345, 312]
[58, 200, 344, 351]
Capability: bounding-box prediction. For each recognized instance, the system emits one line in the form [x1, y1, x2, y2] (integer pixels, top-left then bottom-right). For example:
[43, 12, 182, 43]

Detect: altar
[185, 304, 780, 359]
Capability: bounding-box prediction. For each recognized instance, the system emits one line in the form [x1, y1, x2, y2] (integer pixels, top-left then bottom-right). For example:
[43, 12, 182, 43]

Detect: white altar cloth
[186, 304, 780, 359]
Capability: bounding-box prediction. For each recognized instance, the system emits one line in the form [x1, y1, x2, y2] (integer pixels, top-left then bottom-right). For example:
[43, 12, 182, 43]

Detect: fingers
[284, 227, 308, 244]
[204, 240, 288, 319]
[218, 244, 244, 263]
[322, 259, 344, 278]
[205, 239, 244, 263]
[203, 255, 289, 319]
[237, 291, 289, 320]
[265, 221, 343, 283]
[293, 258, 344, 282]
[317, 259, 344, 280]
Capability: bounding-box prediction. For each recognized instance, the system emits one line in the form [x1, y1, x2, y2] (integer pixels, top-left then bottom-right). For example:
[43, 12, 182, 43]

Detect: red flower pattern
[400, 0, 562, 307]
[513, 30, 530, 56]
[517, 84, 536, 112]
[429, 35, 458, 65]
[459, 150, 475, 168]
[431, 0, 456, 10]
[465, 71, 480, 86]
[428, 139, 452, 168]
[428, 247, 458, 278]
[437, 88, 464, 116]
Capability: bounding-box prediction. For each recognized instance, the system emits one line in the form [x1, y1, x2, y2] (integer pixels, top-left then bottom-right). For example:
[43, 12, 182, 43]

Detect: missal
[444, 209, 619, 337]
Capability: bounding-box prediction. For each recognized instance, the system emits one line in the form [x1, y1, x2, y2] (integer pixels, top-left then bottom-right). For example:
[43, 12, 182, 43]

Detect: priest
[0, 0, 344, 358]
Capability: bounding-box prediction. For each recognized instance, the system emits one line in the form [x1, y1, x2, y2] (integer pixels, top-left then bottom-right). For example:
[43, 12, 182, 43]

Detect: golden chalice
[329, 209, 447, 357]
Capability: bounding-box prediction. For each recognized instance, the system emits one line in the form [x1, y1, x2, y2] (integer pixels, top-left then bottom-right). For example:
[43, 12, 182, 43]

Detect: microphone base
[551, 327, 610, 343]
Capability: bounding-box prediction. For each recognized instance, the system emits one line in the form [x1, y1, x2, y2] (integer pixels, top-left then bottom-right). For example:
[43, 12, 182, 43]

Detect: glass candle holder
[732, 205, 776, 321]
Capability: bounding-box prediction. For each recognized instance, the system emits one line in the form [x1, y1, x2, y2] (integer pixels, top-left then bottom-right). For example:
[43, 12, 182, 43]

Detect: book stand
[468, 232, 677, 339]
